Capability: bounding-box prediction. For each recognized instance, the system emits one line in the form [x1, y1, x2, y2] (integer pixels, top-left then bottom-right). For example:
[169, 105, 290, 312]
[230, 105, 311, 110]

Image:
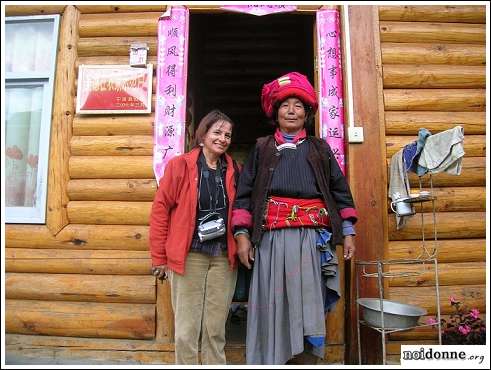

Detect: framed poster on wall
[76, 64, 153, 114]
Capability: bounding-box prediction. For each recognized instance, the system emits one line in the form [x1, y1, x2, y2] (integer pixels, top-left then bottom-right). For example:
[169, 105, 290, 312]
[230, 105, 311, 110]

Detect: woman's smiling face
[202, 120, 232, 156]
[277, 97, 306, 134]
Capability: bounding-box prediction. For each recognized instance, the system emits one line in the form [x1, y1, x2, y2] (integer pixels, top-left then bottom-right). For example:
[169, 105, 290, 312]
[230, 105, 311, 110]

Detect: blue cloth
[306, 336, 325, 348]
[402, 141, 418, 171]
[411, 128, 432, 175]
[342, 219, 356, 236]
[316, 230, 341, 308]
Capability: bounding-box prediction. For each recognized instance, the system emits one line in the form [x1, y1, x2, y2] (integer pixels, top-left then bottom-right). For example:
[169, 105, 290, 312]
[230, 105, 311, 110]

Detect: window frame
[5, 14, 60, 224]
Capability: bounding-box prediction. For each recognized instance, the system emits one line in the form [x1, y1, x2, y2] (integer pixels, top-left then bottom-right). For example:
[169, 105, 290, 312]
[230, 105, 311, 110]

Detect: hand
[343, 235, 355, 260]
[152, 265, 169, 280]
[236, 234, 254, 269]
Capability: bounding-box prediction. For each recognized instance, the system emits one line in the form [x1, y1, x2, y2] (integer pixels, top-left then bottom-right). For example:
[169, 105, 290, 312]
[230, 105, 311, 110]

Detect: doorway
[187, 10, 315, 345]
[187, 11, 315, 165]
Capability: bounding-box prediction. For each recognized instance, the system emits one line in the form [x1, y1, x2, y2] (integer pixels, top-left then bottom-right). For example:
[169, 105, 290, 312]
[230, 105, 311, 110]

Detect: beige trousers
[170, 251, 237, 364]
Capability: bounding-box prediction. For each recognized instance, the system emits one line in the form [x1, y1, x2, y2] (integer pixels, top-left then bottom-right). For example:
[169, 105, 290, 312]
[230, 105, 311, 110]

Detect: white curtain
[5, 86, 43, 207]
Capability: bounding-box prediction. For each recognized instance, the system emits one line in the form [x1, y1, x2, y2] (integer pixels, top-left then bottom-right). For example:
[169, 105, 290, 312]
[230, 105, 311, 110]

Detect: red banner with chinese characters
[76, 65, 153, 114]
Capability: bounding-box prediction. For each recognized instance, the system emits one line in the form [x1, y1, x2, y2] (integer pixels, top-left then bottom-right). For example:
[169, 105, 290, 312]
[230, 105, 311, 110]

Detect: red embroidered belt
[263, 196, 329, 230]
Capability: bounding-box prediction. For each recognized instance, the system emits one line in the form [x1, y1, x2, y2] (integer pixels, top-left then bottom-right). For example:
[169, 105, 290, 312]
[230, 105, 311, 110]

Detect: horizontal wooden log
[385, 111, 485, 135]
[386, 187, 485, 213]
[386, 340, 438, 355]
[388, 262, 485, 287]
[70, 156, 153, 178]
[6, 334, 172, 351]
[68, 201, 152, 225]
[379, 21, 485, 44]
[6, 224, 149, 250]
[68, 179, 157, 201]
[78, 36, 157, 57]
[6, 299, 155, 339]
[389, 314, 486, 340]
[386, 135, 485, 157]
[381, 43, 485, 65]
[388, 284, 485, 315]
[77, 56, 158, 69]
[388, 212, 485, 240]
[383, 65, 485, 88]
[386, 157, 486, 187]
[73, 115, 154, 136]
[6, 273, 155, 303]
[6, 249, 151, 275]
[384, 89, 485, 111]
[77, 5, 166, 13]
[79, 12, 161, 37]
[5, 5, 65, 15]
[378, 6, 486, 23]
[388, 239, 486, 263]
[71, 136, 153, 156]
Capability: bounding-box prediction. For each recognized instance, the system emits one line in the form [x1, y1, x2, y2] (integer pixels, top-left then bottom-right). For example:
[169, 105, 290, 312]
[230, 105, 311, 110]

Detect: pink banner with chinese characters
[316, 9, 346, 174]
[154, 6, 189, 183]
[221, 5, 297, 16]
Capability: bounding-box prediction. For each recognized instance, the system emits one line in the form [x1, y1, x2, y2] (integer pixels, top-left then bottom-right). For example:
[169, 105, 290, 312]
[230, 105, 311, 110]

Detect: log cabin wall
[378, 5, 486, 362]
[5, 5, 178, 364]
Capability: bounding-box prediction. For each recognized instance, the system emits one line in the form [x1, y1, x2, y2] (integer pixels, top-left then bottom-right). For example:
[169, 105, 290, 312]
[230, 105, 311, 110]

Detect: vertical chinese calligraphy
[154, 6, 189, 183]
[316, 9, 346, 174]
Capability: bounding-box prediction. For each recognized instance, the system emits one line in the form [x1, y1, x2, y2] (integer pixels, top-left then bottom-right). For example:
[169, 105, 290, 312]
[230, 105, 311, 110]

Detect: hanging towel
[388, 149, 413, 229]
[417, 126, 465, 175]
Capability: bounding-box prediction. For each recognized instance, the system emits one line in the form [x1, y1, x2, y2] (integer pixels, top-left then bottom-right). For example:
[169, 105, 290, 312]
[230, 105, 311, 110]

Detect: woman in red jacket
[149, 110, 239, 364]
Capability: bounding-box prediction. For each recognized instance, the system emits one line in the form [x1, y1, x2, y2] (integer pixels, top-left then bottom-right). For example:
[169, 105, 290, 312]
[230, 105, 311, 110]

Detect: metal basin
[357, 298, 427, 329]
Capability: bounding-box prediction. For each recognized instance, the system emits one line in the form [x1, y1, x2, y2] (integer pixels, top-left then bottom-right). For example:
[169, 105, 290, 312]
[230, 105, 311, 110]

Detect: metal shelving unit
[356, 175, 442, 365]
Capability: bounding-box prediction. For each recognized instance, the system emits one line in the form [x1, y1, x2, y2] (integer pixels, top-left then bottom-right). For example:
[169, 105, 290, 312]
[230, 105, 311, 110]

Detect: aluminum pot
[357, 298, 427, 329]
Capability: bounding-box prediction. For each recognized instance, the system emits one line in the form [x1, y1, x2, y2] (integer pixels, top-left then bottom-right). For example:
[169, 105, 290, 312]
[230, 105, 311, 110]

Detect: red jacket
[149, 147, 238, 274]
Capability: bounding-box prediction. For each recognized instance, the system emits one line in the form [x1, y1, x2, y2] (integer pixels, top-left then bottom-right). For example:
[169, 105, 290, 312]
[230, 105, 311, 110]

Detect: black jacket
[233, 135, 357, 246]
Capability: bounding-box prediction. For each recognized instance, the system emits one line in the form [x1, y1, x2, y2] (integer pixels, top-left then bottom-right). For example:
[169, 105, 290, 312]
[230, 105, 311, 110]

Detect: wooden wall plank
[386, 135, 485, 157]
[69, 156, 153, 179]
[388, 262, 485, 287]
[385, 111, 485, 135]
[6, 300, 155, 339]
[386, 187, 486, 213]
[67, 201, 152, 225]
[78, 36, 157, 57]
[379, 21, 485, 44]
[6, 273, 155, 303]
[71, 136, 153, 156]
[5, 5, 65, 15]
[383, 65, 485, 88]
[68, 179, 156, 201]
[381, 43, 485, 65]
[6, 249, 151, 275]
[6, 224, 149, 250]
[46, 5, 80, 234]
[73, 115, 154, 136]
[347, 6, 387, 364]
[79, 12, 161, 37]
[388, 285, 486, 315]
[76, 5, 166, 14]
[388, 211, 485, 240]
[384, 89, 485, 111]
[388, 239, 486, 263]
[77, 55, 158, 68]
[379, 6, 485, 23]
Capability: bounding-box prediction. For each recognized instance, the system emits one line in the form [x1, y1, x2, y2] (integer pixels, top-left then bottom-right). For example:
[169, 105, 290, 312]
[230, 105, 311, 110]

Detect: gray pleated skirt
[246, 228, 326, 365]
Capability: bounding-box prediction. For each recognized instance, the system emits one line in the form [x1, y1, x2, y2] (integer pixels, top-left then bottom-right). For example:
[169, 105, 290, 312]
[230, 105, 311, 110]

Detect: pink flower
[469, 308, 480, 320]
[458, 325, 471, 336]
[426, 317, 438, 325]
[449, 296, 458, 304]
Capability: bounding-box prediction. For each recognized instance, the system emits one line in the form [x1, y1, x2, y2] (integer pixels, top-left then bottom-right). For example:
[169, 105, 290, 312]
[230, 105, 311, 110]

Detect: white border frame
[5, 14, 60, 224]
[76, 64, 153, 114]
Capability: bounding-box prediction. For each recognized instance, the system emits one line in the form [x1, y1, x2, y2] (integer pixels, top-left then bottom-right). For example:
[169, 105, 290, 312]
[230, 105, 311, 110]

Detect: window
[4, 15, 60, 223]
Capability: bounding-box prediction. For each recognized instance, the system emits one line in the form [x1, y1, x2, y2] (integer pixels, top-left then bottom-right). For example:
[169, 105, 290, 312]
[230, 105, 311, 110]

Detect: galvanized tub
[357, 298, 427, 329]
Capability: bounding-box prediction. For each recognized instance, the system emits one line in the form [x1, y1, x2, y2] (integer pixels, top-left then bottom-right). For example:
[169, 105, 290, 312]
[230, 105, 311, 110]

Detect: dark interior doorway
[187, 11, 315, 165]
